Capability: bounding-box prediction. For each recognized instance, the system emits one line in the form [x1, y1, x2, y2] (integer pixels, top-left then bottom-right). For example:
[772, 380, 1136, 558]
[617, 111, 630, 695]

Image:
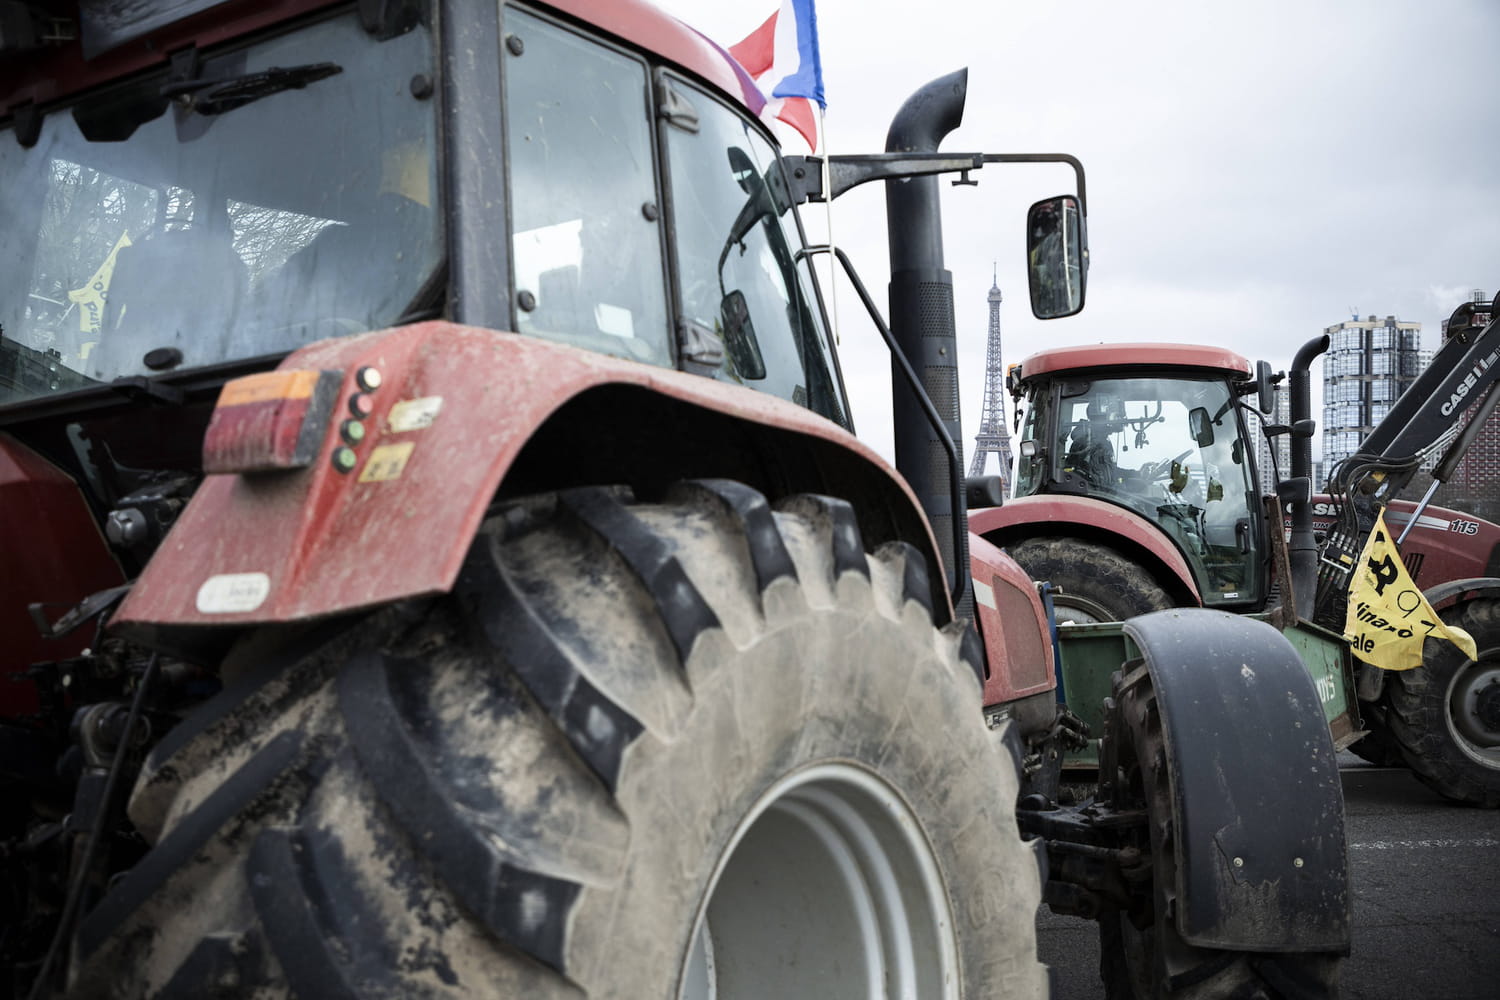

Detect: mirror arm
[981, 153, 1088, 216]
[784, 153, 986, 203]
[786, 149, 1092, 208]
[828, 153, 981, 200]
[781, 152, 1088, 213]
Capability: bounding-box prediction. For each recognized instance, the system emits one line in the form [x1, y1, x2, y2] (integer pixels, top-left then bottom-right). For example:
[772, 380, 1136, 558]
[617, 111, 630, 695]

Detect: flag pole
[818, 105, 839, 343]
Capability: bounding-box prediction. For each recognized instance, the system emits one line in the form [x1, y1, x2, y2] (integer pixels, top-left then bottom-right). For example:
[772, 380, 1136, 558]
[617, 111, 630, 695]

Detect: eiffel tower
[968, 269, 1014, 487]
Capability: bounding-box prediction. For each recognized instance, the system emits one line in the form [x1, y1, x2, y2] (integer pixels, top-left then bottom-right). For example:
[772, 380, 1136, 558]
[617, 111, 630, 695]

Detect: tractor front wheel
[1099, 666, 1341, 999]
[1387, 598, 1500, 807]
[1005, 537, 1174, 624]
[72, 481, 1046, 998]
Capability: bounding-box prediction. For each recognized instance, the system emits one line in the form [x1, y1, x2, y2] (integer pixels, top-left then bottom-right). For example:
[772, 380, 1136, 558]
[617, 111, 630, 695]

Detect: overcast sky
[656, 0, 1500, 467]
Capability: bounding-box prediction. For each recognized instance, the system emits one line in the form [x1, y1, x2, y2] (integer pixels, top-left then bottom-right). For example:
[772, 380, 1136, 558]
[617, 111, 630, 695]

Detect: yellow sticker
[358, 441, 415, 483]
[67, 230, 132, 335]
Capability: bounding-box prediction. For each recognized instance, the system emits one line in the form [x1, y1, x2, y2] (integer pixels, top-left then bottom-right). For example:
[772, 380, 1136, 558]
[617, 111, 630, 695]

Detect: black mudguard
[1424, 576, 1500, 613]
[1122, 608, 1351, 953]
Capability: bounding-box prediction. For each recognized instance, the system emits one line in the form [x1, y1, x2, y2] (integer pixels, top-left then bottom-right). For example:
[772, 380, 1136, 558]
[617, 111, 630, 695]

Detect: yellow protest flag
[1345, 510, 1477, 670]
[67, 230, 132, 336]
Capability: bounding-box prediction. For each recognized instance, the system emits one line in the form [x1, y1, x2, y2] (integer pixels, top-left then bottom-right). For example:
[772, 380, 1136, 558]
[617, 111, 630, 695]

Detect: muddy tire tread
[336, 649, 582, 970]
[1006, 537, 1175, 622]
[75, 481, 1041, 998]
[1386, 598, 1500, 807]
[153, 934, 269, 999]
[247, 827, 369, 1000]
[76, 730, 310, 959]
[142, 619, 357, 776]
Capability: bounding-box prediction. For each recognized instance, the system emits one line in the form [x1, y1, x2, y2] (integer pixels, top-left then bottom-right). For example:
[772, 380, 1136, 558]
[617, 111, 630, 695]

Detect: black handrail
[798, 243, 968, 609]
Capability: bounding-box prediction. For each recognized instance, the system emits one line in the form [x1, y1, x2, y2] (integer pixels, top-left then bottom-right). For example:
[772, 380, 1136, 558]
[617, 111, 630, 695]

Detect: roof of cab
[548, 0, 762, 113]
[2, 0, 763, 124]
[1017, 342, 1253, 382]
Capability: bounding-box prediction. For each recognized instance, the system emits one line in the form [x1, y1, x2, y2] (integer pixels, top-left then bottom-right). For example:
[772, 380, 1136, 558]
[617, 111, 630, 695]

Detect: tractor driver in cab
[1062, 391, 1125, 488]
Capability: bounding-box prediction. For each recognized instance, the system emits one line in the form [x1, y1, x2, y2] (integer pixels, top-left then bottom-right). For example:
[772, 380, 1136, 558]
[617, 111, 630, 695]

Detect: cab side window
[661, 78, 848, 426]
[503, 7, 671, 365]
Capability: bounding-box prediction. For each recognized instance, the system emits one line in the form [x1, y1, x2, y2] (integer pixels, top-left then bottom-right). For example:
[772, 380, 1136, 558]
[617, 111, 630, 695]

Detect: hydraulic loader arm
[1345, 293, 1500, 486]
[1314, 293, 1500, 625]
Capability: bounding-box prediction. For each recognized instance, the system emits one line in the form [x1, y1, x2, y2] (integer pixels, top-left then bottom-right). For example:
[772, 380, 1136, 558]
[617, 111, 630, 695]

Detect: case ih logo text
[1440, 348, 1500, 416]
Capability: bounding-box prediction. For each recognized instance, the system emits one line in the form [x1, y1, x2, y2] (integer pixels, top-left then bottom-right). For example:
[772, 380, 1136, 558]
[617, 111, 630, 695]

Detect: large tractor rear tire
[69, 482, 1046, 998]
[1099, 666, 1341, 999]
[1005, 537, 1174, 624]
[1387, 598, 1500, 807]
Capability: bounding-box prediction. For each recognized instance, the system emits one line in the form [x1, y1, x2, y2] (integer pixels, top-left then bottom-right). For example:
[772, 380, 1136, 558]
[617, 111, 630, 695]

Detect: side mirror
[1256, 360, 1276, 415]
[720, 289, 767, 380]
[1189, 406, 1215, 448]
[1027, 194, 1087, 319]
[965, 475, 1006, 509]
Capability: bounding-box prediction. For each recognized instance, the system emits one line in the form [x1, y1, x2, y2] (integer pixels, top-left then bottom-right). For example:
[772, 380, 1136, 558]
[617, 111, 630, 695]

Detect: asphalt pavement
[1036, 753, 1500, 999]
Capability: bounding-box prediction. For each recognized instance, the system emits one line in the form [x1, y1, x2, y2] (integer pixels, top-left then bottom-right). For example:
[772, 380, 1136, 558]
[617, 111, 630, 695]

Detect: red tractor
[987, 315, 1500, 807]
[0, 1, 1350, 997]
[1308, 496, 1500, 599]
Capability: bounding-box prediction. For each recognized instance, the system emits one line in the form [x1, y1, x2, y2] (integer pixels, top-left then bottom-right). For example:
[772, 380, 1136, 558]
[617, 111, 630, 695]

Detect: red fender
[1421, 578, 1500, 614]
[0, 436, 125, 709]
[115, 321, 939, 629]
[968, 532, 1056, 706]
[970, 494, 1202, 605]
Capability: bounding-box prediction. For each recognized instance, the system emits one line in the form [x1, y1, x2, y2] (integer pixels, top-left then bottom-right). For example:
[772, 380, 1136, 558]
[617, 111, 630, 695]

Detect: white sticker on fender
[196, 572, 271, 613]
[972, 577, 997, 610]
[387, 396, 444, 432]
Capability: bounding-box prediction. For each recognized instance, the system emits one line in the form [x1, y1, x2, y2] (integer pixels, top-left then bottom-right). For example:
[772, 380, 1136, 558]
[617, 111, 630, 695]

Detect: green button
[332, 447, 358, 473]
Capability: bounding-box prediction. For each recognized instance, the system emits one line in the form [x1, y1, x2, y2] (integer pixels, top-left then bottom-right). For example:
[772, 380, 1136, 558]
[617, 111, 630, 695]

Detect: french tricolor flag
[729, 0, 825, 151]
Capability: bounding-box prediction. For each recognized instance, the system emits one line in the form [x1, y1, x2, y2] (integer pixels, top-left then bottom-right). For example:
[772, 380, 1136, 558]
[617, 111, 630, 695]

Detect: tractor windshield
[0, 10, 440, 408]
[1018, 375, 1266, 608]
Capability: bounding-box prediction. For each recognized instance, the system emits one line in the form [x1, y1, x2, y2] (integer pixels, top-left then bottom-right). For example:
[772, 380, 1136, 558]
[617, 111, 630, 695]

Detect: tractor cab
[1010, 344, 1270, 609]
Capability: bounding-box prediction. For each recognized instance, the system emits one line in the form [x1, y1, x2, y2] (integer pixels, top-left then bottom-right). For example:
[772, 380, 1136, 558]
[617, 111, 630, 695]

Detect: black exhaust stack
[885, 69, 971, 619]
[1288, 334, 1329, 619]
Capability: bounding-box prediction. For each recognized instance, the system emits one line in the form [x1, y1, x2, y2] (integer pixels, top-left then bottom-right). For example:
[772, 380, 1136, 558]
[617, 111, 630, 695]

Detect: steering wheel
[1140, 449, 1193, 481]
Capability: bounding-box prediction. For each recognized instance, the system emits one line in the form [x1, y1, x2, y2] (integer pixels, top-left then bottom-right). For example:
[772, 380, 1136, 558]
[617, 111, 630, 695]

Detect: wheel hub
[680, 764, 958, 1000]
[1052, 597, 1114, 625]
[1449, 663, 1500, 750]
[1477, 683, 1500, 733]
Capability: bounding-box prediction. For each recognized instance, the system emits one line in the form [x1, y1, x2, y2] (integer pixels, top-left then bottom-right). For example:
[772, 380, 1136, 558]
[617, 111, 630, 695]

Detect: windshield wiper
[161, 62, 342, 116]
[110, 374, 185, 406]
